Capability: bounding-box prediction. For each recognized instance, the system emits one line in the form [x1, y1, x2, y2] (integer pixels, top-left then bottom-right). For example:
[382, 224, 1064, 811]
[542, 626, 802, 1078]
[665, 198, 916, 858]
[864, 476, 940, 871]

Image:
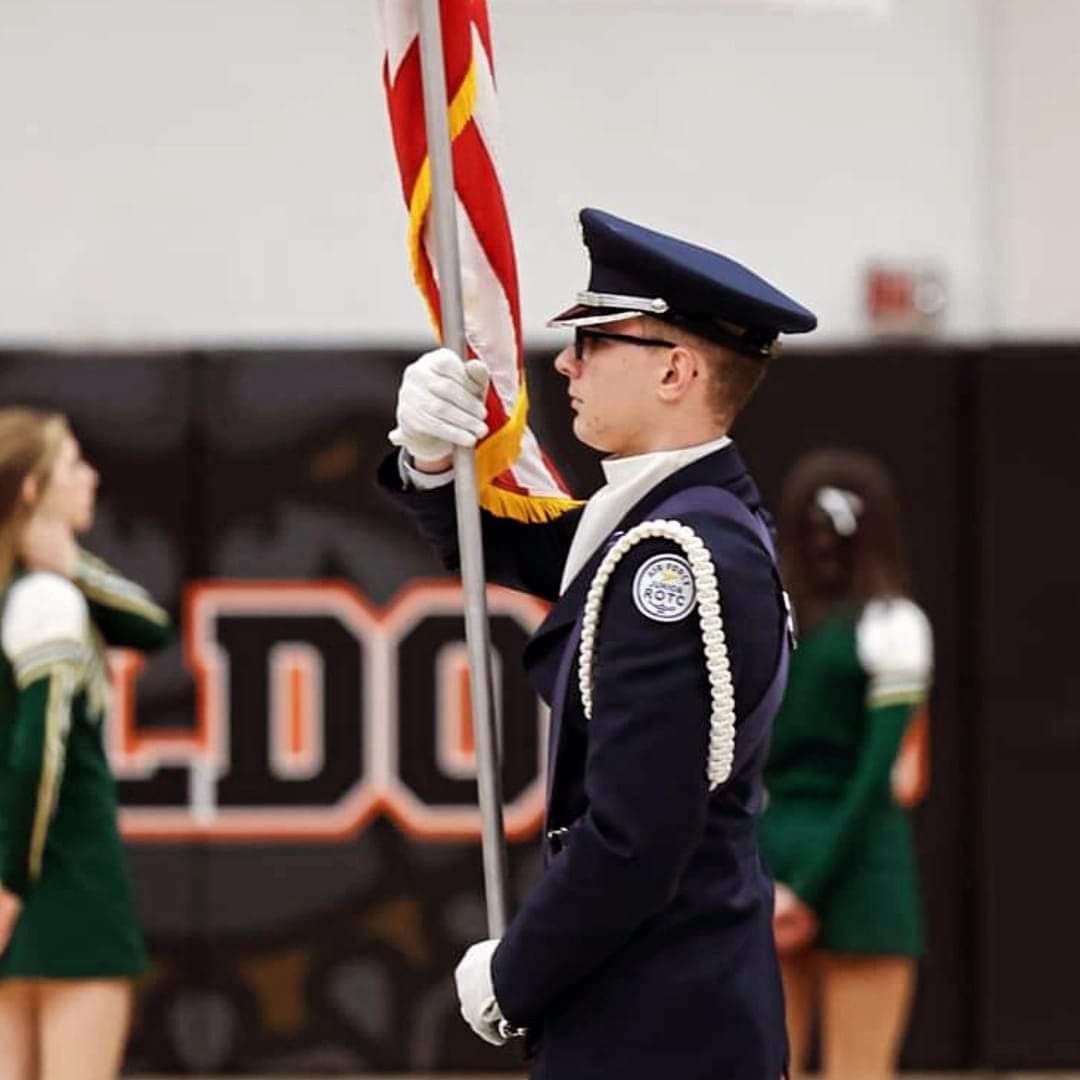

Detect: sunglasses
[573, 327, 676, 361]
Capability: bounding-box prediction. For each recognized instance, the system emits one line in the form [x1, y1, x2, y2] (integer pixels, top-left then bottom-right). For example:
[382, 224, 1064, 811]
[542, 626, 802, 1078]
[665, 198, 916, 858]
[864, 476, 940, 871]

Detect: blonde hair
[0, 409, 71, 591]
[641, 316, 769, 424]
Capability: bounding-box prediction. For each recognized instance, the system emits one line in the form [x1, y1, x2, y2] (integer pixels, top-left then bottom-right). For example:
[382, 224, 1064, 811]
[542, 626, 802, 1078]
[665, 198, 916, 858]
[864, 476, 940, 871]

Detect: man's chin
[572, 421, 608, 454]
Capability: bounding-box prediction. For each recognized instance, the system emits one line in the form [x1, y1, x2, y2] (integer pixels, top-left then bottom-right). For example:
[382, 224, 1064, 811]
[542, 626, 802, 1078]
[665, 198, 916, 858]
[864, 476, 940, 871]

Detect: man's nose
[553, 345, 579, 378]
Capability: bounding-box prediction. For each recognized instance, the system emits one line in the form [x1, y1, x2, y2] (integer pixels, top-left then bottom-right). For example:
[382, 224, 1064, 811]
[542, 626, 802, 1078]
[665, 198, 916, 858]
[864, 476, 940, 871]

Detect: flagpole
[416, 0, 510, 938]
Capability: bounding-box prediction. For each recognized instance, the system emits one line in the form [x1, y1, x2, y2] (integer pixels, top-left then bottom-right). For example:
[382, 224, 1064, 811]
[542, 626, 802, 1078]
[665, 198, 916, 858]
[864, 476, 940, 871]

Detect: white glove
[454, 938, 517, 1047]
[389, 347, 490, 462]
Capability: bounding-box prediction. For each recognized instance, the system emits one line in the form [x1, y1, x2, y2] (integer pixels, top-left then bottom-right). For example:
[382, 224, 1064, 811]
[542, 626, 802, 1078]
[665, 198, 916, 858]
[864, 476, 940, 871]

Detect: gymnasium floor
[151, 1074, 1080, 1079]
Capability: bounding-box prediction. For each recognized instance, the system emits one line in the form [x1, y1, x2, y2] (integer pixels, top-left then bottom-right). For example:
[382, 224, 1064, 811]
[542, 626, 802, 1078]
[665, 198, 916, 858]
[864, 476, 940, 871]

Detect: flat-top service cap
[548, 207, 817, 357]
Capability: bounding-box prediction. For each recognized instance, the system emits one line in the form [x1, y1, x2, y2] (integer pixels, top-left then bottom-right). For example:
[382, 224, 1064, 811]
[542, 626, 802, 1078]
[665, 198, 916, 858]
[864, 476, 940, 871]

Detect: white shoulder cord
[578, 519, 736, 789]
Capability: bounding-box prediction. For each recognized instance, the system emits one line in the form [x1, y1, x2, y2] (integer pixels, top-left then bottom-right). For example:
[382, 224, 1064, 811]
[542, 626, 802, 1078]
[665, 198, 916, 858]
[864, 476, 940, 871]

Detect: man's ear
[20, 475, 39, 507]
[658, 345, 700, 400]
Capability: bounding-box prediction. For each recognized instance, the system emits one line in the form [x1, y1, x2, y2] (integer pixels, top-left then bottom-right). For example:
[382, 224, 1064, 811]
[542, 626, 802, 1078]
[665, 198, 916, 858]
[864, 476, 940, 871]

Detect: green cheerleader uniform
[760, 598, 932, 956]
[0, 551, 171, 979]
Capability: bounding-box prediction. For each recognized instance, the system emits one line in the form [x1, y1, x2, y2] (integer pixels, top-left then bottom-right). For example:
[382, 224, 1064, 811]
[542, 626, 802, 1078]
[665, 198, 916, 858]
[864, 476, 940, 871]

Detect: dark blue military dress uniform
[381, 209, 816, 1078]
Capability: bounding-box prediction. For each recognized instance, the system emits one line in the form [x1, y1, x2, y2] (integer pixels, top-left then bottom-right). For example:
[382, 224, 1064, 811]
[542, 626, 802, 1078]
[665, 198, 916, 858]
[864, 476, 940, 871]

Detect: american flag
[377, 0, 577, 522]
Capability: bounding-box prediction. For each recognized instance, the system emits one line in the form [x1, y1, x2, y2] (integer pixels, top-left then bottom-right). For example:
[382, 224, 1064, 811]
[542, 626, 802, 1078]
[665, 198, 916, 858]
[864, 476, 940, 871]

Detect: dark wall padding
[0, 343, 1075, 1071]
[974, 347, 1080, 1068]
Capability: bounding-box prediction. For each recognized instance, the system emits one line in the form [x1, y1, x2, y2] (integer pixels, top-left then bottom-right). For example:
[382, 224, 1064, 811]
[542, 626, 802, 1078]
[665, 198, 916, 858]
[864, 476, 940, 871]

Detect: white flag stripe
[458, 213, 519, 405]
[378, 2, 419, 84]
[515, 426, 563, 492]
[469, 25, 503, 171]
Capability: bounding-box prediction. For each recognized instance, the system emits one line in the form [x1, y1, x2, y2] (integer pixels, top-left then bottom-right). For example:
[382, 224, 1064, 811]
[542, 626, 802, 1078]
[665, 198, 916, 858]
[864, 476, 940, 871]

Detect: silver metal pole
[417, 0, 510, 937]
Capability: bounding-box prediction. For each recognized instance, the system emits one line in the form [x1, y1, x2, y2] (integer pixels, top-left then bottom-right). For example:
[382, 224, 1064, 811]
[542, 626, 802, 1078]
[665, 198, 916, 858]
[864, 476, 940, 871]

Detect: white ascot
[559, 436, 731, 594]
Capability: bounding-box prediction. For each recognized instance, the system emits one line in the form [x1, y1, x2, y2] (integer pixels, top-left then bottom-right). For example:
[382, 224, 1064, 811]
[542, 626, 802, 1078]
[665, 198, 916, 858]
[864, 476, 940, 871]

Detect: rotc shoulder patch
[632, 553, 697, 622]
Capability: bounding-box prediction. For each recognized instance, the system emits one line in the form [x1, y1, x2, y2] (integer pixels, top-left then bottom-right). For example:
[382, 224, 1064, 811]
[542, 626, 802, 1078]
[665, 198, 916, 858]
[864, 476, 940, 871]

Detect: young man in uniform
[379, 208, 816, 1078]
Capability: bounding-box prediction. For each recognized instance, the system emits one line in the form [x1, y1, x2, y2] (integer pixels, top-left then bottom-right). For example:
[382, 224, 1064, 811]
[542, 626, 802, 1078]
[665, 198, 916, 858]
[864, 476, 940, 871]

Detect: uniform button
[546, 826, 569, 852]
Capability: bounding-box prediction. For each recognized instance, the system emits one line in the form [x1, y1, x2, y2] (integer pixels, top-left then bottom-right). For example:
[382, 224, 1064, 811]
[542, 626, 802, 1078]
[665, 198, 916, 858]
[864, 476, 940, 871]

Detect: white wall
[988, 0, 1080, 337]
[0, 0, 1056, 347]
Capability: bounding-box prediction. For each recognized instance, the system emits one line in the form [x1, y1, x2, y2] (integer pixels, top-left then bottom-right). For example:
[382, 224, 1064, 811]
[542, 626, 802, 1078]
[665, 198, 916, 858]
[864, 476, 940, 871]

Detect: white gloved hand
[389, 347, 490, 463]
[454, 938, 516, 1047]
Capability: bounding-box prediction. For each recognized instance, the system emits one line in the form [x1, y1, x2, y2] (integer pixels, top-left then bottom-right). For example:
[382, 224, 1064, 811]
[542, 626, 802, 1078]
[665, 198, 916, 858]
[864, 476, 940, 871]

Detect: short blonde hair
[641, 316, 770, 423]
[0, 409, 70, 589]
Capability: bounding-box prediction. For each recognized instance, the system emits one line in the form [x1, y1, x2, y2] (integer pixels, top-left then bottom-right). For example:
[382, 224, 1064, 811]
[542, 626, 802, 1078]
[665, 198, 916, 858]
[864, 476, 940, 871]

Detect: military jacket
[381, 444, 791, 1079]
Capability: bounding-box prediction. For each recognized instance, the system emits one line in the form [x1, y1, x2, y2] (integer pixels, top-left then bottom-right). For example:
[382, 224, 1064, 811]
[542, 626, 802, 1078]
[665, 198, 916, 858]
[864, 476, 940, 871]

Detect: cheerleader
[0, 409, 170, 1080]
[761, 449, 932, 1080]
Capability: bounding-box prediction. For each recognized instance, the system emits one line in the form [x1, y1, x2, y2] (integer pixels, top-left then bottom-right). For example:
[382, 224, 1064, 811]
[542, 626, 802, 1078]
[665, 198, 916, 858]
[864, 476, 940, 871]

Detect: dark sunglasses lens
[574, 328, 585, 360]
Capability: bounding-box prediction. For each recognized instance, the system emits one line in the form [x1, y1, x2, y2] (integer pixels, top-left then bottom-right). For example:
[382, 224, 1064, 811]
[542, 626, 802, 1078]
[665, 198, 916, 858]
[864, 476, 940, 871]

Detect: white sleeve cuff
[398, 449, 455, 491]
